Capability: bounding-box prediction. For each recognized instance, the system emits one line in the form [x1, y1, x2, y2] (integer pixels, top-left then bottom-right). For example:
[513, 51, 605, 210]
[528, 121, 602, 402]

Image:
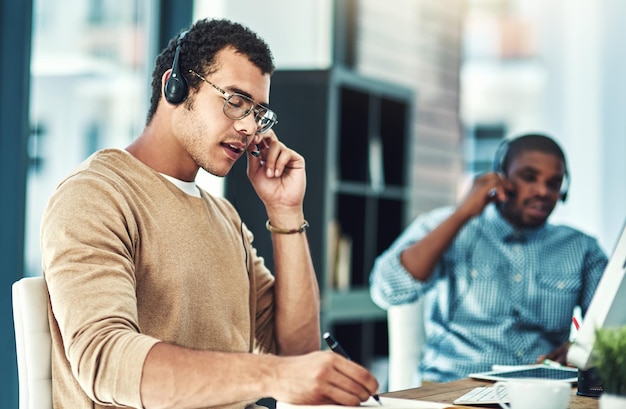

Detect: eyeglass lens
[224, 94, 276, 134]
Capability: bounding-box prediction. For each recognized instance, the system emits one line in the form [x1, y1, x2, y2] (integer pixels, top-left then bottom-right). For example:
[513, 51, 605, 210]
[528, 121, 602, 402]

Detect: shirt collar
[159, 173, 201, 198]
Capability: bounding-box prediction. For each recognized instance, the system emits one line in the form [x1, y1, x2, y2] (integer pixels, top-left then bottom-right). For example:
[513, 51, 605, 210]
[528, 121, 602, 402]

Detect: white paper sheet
[276, 396, 449, 409]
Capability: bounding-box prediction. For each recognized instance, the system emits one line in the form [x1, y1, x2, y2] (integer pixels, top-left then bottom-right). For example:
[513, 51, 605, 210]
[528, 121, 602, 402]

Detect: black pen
[323, 332, 383, 406]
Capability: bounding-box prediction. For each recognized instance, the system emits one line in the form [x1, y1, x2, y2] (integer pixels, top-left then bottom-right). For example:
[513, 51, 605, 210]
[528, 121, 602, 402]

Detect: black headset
[164, 30, 189, 105]
[492, 134, 570, 202]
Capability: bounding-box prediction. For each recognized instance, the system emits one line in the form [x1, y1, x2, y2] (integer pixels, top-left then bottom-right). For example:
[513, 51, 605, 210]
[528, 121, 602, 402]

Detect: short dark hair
[146, 18, 275, 124]
[495, 133, 568, 176]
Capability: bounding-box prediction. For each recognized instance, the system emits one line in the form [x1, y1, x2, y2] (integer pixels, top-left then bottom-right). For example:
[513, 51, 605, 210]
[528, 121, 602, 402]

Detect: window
[25, 0, 154, 276]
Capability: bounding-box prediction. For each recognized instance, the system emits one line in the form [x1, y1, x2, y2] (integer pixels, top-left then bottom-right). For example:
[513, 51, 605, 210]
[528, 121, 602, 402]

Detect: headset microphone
[250, 145, 261, 157]
[164, 31, 189, 104]
[505, 189, 517, 199]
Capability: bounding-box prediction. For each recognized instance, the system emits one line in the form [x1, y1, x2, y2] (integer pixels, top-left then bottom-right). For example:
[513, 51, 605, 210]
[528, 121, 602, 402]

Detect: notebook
[277, 396, 450, 409]
[468, 364, 578, 383]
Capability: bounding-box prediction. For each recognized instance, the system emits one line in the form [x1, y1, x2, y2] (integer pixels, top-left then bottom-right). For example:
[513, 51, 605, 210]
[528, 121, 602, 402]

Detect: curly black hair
[146, 18, 275, 125]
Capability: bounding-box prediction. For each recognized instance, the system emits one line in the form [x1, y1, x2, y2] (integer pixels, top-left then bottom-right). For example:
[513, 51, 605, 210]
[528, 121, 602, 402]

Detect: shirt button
[513, 245, 522, 253]
[470, 269, 478, 278]
[513, 274, 523, 283]
[517, 350, 524, 357]
[557, 281, 565, 290]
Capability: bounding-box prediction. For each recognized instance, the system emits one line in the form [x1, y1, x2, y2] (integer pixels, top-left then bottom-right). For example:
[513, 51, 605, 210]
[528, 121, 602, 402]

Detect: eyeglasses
[188, 70, 278, 134]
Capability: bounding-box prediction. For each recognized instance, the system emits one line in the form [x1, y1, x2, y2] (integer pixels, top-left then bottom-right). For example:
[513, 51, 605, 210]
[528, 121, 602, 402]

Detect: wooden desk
[382, 378, 599, 409]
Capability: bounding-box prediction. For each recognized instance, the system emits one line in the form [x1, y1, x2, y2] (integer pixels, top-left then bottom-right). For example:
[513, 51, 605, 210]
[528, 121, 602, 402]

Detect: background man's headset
[164, 30, 189, 105]
[492, 134, 570, 202]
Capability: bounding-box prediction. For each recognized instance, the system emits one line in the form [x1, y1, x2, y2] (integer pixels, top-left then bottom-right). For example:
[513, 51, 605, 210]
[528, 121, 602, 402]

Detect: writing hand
[270, 351, 379, 406]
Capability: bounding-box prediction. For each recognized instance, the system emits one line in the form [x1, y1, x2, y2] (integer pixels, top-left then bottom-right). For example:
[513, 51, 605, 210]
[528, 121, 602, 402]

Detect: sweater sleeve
[42, 172, 159, 407]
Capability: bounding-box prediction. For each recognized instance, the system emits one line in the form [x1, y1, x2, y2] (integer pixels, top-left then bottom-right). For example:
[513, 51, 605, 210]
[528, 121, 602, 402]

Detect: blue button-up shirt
[370, 204, 608, 382]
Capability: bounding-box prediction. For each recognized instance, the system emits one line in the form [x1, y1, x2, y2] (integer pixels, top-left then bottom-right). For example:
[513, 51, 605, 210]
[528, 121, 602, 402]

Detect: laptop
[468, 363, 578, 383]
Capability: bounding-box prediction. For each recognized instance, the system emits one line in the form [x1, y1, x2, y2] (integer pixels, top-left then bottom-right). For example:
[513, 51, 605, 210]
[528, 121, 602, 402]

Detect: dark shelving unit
[225, 67, 414, 367]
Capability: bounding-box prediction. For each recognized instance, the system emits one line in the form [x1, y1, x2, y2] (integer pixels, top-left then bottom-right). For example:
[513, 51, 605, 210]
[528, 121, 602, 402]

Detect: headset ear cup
[560, 174, 569, 202]
[164, 31, 188, 104]
[165, 75, 187, 104]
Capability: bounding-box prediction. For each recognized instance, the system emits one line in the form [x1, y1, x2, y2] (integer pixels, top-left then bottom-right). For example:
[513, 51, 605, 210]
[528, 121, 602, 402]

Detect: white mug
[494, 379, 571, 409]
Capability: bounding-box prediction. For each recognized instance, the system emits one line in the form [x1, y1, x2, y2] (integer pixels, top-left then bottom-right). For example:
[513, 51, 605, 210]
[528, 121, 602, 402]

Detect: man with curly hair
[41, 18, 378, 409]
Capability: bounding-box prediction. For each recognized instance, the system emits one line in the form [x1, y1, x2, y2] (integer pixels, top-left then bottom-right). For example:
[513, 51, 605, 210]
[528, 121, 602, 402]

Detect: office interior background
[1, 0, 625, 406]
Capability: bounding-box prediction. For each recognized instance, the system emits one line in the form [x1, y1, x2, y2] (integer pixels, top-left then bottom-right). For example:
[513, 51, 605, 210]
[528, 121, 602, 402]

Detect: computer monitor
[567, 221, 626, 370]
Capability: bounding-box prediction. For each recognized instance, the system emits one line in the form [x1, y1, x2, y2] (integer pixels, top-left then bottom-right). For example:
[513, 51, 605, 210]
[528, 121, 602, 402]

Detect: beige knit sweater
[41, 149, 277, 408]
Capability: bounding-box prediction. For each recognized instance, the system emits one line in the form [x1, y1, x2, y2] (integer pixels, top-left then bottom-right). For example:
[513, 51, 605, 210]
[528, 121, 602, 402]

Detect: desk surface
[382, 378, 599, 409]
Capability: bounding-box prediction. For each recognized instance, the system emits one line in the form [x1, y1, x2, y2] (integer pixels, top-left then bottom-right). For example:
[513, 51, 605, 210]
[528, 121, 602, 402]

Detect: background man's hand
[456, 172, 511, 219]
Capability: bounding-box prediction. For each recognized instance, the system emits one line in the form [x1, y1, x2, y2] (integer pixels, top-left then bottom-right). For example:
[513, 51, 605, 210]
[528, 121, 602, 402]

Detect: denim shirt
[370, 204, 608, 382]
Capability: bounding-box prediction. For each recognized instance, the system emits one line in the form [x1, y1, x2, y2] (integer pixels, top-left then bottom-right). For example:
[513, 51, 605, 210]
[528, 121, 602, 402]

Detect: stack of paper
[277, 396, 450, 409]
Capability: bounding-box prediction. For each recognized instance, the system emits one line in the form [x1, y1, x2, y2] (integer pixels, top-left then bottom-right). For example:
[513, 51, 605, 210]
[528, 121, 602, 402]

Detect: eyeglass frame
[188, 69, 278, 134]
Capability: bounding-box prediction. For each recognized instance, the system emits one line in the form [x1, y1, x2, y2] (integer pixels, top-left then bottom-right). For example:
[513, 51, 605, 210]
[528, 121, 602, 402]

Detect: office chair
[12, 276, 53, 409]
[386, 300, 425, 391]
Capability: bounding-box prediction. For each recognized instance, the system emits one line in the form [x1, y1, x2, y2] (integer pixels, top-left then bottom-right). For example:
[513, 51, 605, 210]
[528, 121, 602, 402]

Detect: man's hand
[246, 131, 306, 213]
[456, 172, 512, 219]
[537, 341, 572, 366]
[270, 351, 379, 406]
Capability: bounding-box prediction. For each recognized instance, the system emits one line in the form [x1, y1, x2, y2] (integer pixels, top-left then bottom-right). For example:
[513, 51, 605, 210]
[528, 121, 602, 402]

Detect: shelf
[333, 181, 410, 200]
[322, 288, 387, 324]
[225, 67, 414, 365]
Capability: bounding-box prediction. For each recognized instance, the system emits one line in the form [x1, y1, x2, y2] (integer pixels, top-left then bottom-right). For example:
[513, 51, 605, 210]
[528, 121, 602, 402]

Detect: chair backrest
[386, 299, 425, 391]
[12, 276, 53, 409]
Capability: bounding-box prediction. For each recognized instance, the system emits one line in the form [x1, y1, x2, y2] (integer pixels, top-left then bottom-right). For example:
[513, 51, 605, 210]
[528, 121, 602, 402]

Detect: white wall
[532, 0, 625, 252]
[598, 0, 626, 252]
[194, 0, 333, 69]
[463, 0, 625, 253]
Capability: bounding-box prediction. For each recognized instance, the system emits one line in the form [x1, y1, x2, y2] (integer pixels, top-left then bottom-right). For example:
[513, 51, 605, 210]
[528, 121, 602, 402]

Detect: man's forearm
[141, 343, 277, 409]
[270, 220, 321, 355]
[401, 209, 472, 281]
